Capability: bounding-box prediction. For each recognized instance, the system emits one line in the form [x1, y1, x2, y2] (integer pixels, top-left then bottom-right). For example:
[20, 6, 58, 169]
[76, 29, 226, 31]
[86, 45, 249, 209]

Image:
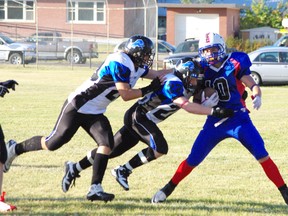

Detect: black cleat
[111, 165, 131, 191]
[61, 161, 80, 193]
[86, 184, 115, 203]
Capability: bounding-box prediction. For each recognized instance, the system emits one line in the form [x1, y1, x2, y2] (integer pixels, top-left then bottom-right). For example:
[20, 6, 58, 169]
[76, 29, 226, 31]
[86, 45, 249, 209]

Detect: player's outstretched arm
[174, 96, 233, 118]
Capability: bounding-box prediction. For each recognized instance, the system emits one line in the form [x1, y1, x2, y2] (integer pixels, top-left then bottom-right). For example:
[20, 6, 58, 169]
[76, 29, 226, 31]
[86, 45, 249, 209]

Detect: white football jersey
[68, 52, 148, 114]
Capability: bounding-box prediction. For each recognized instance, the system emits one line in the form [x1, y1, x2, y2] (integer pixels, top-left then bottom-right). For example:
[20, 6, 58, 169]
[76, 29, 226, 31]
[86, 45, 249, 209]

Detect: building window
[0, 0, 34, 22]
[67, 0, 105, 24]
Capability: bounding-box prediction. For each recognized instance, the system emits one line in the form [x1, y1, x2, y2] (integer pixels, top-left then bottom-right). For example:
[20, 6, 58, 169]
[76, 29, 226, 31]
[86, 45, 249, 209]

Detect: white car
[0, 33, 36, 65]
[248, 46, 288, 85]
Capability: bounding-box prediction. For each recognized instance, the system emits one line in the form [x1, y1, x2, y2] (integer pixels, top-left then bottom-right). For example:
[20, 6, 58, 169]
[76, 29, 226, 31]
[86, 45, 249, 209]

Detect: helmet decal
[174, 57, 200, 93]
[125, 35, 154, 68]
[127, 39, 145, 50]
[198, 32, 226, 65]
[205, 33, 211, 43]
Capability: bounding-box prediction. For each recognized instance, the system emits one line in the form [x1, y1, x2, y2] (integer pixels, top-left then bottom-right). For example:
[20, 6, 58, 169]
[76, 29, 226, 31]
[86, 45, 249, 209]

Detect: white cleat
[151, 190, 167, 203]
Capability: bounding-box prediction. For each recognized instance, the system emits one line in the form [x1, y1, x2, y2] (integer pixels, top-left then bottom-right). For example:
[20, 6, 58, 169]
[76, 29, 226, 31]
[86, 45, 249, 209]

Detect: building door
[174, 14, 219, 46]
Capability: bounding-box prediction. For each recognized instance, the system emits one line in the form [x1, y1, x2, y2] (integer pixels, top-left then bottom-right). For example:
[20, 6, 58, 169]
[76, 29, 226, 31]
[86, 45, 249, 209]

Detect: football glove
[201, 92, 219, 108]
[252, 95, 261, 110]
[211, 107, 234, 118]
[140, 77, 161, 96]
[0, 80, 18, 91]
[0, 86, 9, 97]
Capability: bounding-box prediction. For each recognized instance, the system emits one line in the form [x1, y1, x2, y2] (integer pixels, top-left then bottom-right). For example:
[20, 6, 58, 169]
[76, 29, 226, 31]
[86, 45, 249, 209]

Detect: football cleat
[0, 192, 16, 212]
[151, 190, 167, 203]
[3, 140, 18, 173]
[111, 165, 131, 191]
[86, 184, 115, 203]
[62, 161, 80, 193]
[280, 187, 288, 205]
[151, 183, 176, 203]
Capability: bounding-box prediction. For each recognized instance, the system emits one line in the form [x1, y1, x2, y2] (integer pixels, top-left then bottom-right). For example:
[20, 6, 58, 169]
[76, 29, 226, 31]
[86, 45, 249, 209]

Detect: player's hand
[252, 95, 261, 110]
[201, 92, 219, 108]
[0, 80, 18, 91]
[0, 85, 9, 97]
[211, 107, 234, 118]
[140, 77, 161, 96]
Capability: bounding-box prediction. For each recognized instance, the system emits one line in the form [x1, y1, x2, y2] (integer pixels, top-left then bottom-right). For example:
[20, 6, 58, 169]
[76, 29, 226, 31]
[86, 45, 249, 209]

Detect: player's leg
[84, 114, 114, 202]
[4, 101, 80, 172]
[62, 125, 139, 193]
[0, 125, 7, 193]
[110, 126, 140, 191]
[239, 120, 288, 205]
[112, 106, 168, 191]
[0, 125, 16, 211]
[152, 125, 224, 203]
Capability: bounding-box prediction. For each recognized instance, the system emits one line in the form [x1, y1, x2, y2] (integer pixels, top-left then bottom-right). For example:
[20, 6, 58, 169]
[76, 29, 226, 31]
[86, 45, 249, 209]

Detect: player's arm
[115, 77, 161, 101]
[241, 75, 261, 97]
[173, 96, 233, 118]
[143, 68, 173, 80]
[115, 82, 142, 101]
[241, 75, 262, 110]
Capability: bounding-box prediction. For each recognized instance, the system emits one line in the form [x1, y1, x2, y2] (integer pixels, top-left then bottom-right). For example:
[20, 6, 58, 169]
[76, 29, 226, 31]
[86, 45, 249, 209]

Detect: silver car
[248, 46, 288, 85]
[114, 39, 175, 68]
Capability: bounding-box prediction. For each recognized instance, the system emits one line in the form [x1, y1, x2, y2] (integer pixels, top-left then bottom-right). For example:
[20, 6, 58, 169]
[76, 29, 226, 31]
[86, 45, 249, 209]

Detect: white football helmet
[198, 32, 226, 65]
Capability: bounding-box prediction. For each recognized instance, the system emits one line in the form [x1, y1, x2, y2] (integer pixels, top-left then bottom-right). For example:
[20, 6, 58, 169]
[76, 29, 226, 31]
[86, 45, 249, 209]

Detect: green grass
[1, 66, 288, 215]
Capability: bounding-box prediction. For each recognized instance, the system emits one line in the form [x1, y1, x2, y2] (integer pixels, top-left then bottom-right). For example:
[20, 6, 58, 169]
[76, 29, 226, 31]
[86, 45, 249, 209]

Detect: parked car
[273, 35, 288, 47]
[0, 33, 36, 65]
[163, 38, 199, 69]
[248, 46, 288, 85]
[163, 38, 237, 69]
[24, 32, 98, 64]
[114, 39, 175, 67]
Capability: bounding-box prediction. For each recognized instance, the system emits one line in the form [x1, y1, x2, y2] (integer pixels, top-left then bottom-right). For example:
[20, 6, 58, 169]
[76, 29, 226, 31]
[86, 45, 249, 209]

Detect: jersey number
[105, 90, 119, 101]
[152, 104, 179, 120]
[206, 77, 230, 101]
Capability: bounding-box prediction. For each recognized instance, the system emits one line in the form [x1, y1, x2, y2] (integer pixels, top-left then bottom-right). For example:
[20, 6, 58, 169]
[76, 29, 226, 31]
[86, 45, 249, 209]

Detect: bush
[226, 36, 274, 53]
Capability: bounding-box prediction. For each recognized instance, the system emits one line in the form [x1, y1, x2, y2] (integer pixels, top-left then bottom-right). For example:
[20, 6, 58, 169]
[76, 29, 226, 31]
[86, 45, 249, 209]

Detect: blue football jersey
[138, 73, 193, 124]
[202, 52, 251, 110]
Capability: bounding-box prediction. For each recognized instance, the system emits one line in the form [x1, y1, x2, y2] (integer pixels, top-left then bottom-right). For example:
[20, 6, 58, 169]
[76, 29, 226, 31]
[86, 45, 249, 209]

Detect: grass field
[1, 65, 288, 215]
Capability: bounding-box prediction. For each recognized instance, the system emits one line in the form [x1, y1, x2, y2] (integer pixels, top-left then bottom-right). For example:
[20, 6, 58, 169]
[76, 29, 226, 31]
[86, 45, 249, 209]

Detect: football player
[4, 35, 169, 203]
[0, 80, 18, 211]
[60, 57, 233, 193]
[151, 32, 288, 205]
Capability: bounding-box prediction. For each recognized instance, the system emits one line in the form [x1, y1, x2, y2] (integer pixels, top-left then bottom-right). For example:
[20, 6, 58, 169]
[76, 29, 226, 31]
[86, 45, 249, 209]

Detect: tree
[240, 0, 288, 29]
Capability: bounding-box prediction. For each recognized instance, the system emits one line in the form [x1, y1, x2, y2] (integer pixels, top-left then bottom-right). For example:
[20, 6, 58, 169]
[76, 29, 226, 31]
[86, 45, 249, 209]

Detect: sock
[171, 159, 195, 185]
[125, 148, 156, 170]
[279, 184, 287, 192]
[260, 157, 285, 188]
[91, 153, 109, 185]
[78, 149, 96, 171]
[15, 136, 43, 155]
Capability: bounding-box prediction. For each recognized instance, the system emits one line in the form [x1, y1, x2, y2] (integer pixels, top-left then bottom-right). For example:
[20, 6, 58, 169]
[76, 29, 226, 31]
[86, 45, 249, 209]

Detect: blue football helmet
[174, 57, 201, 93]
[125, 35, 155, 68]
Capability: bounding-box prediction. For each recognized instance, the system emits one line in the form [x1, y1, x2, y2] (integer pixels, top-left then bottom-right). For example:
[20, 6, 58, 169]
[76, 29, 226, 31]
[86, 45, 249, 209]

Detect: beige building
[159, 3, 243, 46]
[0, 1, 242, 44]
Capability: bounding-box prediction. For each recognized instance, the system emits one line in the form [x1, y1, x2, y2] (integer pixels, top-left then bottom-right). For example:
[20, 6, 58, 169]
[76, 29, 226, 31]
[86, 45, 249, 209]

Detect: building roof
[158, 3, 246, 9]
[241, 26, 279, 32]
